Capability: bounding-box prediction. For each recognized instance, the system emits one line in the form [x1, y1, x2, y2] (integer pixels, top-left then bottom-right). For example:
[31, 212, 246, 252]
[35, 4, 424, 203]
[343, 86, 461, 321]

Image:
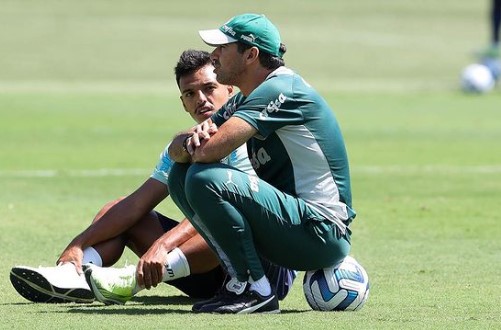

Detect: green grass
[1, 0, 501, 329]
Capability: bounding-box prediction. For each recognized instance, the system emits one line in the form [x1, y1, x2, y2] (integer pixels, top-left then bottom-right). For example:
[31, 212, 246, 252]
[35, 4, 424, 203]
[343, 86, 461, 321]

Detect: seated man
[10, 49, 296, 305]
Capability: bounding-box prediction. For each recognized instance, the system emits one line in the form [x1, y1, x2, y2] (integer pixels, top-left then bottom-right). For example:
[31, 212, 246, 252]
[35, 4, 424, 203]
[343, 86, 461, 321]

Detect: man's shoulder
[253, 67, 304, 98]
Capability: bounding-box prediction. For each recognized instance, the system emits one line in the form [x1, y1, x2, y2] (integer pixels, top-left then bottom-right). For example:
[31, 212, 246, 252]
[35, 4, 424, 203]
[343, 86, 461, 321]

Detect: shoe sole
[199, 294, 281, 314]
[83, 267, 126, 305]
[10, 267, 94, 303]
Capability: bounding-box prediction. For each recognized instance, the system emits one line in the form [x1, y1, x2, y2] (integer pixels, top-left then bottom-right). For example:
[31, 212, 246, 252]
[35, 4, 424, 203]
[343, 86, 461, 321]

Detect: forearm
[192, 117, 256, 163]
[147, 218, 219, 274]
[153, 218, 199, 252]
[169, 118, 222, 163]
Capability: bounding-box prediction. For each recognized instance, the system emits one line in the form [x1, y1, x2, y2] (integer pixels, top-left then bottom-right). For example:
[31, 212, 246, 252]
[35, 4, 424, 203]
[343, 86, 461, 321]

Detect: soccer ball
[460, 63, 495, 93]
[303, 256, 369, 311]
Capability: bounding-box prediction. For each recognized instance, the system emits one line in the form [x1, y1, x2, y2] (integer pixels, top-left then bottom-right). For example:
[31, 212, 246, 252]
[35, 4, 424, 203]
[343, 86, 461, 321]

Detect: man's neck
[239, 66, 275, 97]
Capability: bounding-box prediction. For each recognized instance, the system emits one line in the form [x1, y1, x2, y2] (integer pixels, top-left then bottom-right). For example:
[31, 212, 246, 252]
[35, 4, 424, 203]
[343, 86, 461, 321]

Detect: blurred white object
[461, 63, 495, 93]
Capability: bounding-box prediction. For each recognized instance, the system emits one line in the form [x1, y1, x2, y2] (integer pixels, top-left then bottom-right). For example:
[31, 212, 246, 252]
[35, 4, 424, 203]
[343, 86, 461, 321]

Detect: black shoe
[192, 276, 239, 312]
[192, 290, 236, 313]
[197, 287, 280, 314]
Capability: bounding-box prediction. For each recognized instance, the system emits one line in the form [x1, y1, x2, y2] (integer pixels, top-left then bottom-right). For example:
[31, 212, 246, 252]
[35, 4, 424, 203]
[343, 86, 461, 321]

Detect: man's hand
[136, 239, 170, 289]
[185, 119, 218, 156]
[56, 245, 84, 274]
[168, 118, 218, 163]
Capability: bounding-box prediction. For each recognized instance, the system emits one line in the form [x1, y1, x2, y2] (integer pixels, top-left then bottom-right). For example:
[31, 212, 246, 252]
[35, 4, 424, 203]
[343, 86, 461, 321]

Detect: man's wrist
[182, 135, 192, 153]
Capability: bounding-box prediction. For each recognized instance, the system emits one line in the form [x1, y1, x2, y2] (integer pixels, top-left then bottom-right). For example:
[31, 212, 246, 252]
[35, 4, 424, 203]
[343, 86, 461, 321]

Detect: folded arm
[184, 116, 257, 163]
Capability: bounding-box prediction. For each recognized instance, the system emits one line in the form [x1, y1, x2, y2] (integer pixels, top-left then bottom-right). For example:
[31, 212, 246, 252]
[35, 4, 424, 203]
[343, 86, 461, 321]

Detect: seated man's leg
[9, 198, 146, 304]
[88, 199, 165, 266]
[85, 209, 227, 303]
[155, 213, 225, 299]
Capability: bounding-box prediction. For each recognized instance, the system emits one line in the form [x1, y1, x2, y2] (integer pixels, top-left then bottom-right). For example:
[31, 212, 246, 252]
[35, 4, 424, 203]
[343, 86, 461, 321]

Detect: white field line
[1, 165, 501, 179]
[0, 81, 174, 94]
[0, 78, 457, 94]
[0, 168, 150, 178]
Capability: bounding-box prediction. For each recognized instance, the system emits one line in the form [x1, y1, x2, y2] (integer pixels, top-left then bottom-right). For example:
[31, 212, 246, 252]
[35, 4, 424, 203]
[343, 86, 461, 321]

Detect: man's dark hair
[236, 42, 286, 70]
[174, 50, 212, 87]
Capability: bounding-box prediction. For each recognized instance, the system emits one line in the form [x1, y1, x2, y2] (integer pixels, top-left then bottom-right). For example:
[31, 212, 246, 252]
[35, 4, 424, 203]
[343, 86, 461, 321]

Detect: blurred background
[0, 0, 494, 93]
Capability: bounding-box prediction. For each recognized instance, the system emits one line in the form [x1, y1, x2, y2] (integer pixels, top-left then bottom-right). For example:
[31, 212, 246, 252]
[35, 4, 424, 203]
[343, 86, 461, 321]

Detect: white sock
[161, 248, 190, 282]
[249, 275, 271, 297]
[82, 247, 103, 266]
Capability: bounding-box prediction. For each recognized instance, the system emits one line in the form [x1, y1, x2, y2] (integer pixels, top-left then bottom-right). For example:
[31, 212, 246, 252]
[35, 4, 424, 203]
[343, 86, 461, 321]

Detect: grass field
[1, 0, 500, 329]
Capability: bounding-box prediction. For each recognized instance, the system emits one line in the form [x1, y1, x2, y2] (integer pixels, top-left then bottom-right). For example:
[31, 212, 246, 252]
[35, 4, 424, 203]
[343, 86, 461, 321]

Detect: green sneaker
[83, 264, 137, 305]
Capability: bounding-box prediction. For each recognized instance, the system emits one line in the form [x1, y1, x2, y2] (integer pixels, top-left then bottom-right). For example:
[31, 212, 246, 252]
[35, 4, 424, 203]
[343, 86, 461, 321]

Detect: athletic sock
[161, 248, 191, 282]
[249, 275, 272, 297]
[82, 246, 103, 266]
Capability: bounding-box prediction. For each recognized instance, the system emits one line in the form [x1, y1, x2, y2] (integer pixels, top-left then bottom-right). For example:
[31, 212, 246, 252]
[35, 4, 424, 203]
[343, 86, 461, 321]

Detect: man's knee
[185, 163, 226, 200]
[92, 197, 126, 223]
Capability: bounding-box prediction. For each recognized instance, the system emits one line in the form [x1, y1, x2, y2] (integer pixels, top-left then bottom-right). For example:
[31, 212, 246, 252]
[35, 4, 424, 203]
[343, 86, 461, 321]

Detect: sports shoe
[194, 278, 280, 314]
[83, 264, 137, 305]
[192, 276, 234, 312]
[10, 263, 94, 303]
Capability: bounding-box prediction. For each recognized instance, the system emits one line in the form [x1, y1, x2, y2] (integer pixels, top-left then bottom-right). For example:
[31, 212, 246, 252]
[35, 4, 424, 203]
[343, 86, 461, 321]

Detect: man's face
[210, 43, 246, 86]
[179, 64, 233, 124]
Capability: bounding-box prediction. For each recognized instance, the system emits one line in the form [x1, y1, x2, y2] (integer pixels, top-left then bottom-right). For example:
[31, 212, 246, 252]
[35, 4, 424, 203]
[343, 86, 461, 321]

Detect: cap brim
[199, 29, 238, 46]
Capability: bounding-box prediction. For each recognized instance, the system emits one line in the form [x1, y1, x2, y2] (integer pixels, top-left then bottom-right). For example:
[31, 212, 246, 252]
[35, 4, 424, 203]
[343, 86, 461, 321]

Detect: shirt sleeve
[232, 76, 307, 139]
[151, 142, 255, 185]
[150, 143, 172, 186]
[211, 93, 243, 127]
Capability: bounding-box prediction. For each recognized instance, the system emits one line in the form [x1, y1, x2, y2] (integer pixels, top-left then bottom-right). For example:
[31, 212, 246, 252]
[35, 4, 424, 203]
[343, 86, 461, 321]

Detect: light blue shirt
[151, 143, 254, 186]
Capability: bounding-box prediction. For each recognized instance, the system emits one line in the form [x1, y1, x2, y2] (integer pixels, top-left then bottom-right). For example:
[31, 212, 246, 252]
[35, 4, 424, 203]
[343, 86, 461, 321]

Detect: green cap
[199, 13, 284, 58]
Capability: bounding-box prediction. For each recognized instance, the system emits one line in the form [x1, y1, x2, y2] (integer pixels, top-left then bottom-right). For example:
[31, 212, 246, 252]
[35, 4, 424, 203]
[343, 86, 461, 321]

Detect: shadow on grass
[0, 302, 34, 306]
[64, 306, 306, 315]
[133, 294, 195, 306]
[64, 295, 307, 315]
[4, 296, 308, 315]
[66, 305, 192, 315]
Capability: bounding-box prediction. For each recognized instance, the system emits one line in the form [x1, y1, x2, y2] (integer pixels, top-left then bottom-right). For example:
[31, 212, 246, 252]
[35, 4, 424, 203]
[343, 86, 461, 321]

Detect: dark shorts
[156, 212, 296, 300]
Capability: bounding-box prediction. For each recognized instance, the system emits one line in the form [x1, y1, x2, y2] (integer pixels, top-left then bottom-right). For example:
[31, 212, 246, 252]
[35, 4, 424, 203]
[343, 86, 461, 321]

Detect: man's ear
[246, 47, 260, 63]
[227, 85, 234, 96]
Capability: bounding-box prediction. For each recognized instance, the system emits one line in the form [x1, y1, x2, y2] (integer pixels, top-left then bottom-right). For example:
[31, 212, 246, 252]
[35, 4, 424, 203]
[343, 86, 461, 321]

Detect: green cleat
[83, 264, 137, 305]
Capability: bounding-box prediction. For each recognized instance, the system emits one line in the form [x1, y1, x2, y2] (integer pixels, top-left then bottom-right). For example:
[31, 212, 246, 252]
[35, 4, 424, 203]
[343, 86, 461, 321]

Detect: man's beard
[216, 66, 244, 86]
